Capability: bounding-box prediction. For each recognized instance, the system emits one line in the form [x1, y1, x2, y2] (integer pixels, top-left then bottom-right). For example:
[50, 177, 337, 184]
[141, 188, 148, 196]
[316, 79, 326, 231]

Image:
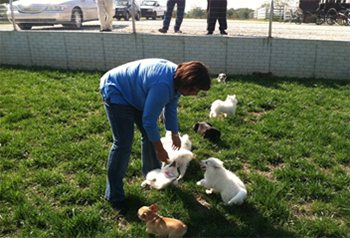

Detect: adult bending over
[100, 58, 211, 214]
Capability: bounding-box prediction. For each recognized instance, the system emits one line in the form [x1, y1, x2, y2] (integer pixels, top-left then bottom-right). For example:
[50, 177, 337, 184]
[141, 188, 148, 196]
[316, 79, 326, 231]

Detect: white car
[140, 0, 166, 20]
[7, 0, 99, 30]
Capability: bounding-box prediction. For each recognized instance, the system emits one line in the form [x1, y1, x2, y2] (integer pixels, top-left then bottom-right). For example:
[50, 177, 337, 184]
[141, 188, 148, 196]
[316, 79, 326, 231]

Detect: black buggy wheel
[326, 8, 337, 25]
[315, 10, 325, 25]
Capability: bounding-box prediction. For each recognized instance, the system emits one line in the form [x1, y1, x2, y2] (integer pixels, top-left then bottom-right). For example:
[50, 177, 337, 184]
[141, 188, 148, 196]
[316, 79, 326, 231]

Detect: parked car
[140, 0, 166, 20]
[114, 0, 141, 21]
[6, 0, 99, 30]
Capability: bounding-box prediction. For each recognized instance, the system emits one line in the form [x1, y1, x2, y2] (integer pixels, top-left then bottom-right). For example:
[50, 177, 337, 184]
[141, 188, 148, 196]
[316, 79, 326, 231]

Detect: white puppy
[217, 73, 227, 84]
[161, 131, 193, 182]
[161, 131, 192, 151]
[197, 157, 247, 205]
[209, 95, 238, 118]
[141, 161, 178, 190]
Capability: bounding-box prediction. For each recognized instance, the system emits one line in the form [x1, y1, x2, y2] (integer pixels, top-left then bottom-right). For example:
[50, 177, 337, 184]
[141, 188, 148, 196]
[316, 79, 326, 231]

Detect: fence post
[131, 0, 136, 33]
[9, 0, 17, 31]
[268, 0, 274, 38]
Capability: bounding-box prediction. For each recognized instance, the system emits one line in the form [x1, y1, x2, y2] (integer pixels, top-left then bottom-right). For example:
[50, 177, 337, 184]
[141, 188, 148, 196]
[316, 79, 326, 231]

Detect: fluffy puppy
[161, 132, 193, 182]
[166, 149, 193, 182]
[209, 94, 238, 118]
[138, 204, 187, 238]
[197, 157, 247, 205]
[193, 121, 221, 142]
[141, 161, 178, 189]
[217, 73, 227, 84]
[161, 131, 192, 151]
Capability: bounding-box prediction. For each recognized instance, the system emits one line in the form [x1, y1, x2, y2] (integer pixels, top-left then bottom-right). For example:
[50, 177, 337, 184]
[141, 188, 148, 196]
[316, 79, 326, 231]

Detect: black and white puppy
[193, 121, 221, 142]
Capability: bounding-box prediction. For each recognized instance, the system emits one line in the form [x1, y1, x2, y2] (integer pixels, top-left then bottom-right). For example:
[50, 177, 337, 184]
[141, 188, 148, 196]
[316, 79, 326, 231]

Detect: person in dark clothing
[206, 0, 228, 35]
[158, 0, 186, 33]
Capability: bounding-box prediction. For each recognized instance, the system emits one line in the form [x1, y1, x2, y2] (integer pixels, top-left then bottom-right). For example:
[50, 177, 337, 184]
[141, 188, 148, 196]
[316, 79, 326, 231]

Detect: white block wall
[0, 31, 349, 80]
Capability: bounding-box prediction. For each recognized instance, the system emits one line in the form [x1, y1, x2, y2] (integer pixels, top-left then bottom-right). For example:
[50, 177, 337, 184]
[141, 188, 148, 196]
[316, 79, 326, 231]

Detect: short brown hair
[174, 61, 211, 91]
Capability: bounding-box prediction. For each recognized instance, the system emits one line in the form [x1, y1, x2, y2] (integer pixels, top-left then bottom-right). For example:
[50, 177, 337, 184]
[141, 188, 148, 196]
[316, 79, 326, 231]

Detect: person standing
[100, 58, 211, 215]
[96, 0, 114, 32]
[158, 0, 186, 33]
[206, 0, 228, 35]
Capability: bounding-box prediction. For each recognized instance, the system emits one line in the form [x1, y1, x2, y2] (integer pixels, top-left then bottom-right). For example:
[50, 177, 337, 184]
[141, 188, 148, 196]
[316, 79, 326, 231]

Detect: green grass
[0, 65, 349, 238]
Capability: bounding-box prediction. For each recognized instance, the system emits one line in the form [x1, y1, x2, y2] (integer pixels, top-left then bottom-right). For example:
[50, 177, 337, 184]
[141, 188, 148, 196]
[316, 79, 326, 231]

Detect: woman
[100, 58, 211, 214]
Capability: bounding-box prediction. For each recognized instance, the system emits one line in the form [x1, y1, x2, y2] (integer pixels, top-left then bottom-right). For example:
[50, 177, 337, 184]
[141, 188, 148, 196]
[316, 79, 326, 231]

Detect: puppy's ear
[214, 160, 224, 169]
[149, 204, 158, 212]
[193, 123, 199, 132]
[150, 178, 156, 185]
[141, 212, 147, 219]
[206, 121, 213, 127]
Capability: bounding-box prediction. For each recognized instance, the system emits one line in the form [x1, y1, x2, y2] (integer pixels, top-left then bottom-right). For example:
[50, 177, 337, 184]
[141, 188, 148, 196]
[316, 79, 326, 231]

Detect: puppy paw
[196, 181, 201, 185]
[205, 189, 213, 194]
[141, 181, 147, 187]
[173, 180, 178, 186]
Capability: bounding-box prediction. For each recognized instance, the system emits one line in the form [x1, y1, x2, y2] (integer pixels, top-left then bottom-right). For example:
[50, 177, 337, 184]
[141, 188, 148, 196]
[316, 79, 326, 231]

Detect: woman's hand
[156, 148, 169, 163]
[152, 140, 169, 163]
[171, 135, 181, 150]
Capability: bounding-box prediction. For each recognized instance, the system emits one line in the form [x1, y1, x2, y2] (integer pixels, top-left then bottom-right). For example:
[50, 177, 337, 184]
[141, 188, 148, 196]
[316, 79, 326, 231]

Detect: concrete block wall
[0, 31, 349, 80]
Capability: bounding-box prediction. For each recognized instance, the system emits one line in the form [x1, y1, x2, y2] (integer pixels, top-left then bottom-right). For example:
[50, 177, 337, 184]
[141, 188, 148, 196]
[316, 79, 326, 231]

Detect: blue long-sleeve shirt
[100, 58, 181, 142]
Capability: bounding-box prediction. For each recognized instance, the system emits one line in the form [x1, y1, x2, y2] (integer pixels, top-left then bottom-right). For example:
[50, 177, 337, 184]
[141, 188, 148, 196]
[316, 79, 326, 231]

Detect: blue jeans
[162, 0, 186, 31]
[103, 99, 160, 203]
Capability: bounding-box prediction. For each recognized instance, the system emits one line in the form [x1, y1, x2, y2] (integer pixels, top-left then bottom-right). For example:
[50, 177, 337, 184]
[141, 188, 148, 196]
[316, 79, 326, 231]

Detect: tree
[185, 6, 206, 19]
[227, 8, 254, 19]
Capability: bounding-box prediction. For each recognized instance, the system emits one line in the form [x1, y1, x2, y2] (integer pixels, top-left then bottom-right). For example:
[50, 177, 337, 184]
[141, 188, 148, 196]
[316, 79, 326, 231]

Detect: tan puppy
[138, 204, 187, 238]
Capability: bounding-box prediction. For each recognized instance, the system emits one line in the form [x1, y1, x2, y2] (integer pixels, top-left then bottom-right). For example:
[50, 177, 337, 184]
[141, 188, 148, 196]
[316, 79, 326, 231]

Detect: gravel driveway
[1, 19, 350, 41]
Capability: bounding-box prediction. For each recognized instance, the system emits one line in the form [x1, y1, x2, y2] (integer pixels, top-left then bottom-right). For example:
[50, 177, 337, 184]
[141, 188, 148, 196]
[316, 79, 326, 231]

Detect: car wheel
[152, 12, 156, 20]
[116, 17, 121, 21]
[124, 11, 130, 21]
[17, 23, 32, 30]
[71, 8, 83, 29]
[135, 11, 140, 21]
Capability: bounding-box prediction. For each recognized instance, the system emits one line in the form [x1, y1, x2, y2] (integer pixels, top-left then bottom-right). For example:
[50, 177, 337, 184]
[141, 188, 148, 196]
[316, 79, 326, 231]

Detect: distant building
[253, 7, 285, 19]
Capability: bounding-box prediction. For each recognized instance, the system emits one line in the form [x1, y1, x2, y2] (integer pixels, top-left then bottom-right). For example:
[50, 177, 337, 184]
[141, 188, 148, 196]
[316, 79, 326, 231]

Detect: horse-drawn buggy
[290, 0, 350, 25]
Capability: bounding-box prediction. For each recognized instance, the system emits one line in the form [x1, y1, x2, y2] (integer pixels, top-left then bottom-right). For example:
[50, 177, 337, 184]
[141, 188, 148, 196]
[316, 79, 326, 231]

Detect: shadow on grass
[121, 177, 297, 237]
[173, 186, 297, 237]
[228, 73, 350, 90]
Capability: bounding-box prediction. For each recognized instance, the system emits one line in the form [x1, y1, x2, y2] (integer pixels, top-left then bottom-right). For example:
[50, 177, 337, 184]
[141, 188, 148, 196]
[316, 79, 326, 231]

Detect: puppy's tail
[228, 189, 247, 206]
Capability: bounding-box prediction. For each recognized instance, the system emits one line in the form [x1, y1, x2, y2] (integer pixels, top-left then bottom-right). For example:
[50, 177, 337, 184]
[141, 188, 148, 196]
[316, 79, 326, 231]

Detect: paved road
[1, 19, 350, 41]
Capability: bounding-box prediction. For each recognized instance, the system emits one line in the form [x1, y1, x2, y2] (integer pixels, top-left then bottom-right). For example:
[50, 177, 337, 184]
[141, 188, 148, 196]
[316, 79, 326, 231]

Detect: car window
[116, 1, 128, 6]
[141, 1, 156, 6]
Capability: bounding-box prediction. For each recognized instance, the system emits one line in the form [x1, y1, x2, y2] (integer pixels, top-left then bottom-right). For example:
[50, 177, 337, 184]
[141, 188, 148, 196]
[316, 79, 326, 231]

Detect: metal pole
[9, 0, 17, 31]
[268, 0, 274, 38]
[131, 0, 136, 34]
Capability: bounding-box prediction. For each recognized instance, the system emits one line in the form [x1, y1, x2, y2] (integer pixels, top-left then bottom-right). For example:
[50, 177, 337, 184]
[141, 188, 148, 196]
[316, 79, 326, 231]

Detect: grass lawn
[0, 65, 349, 237]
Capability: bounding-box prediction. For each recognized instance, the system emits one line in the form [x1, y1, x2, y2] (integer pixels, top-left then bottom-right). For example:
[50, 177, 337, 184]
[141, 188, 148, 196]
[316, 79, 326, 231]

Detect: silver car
[7, 0, 99, 30]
